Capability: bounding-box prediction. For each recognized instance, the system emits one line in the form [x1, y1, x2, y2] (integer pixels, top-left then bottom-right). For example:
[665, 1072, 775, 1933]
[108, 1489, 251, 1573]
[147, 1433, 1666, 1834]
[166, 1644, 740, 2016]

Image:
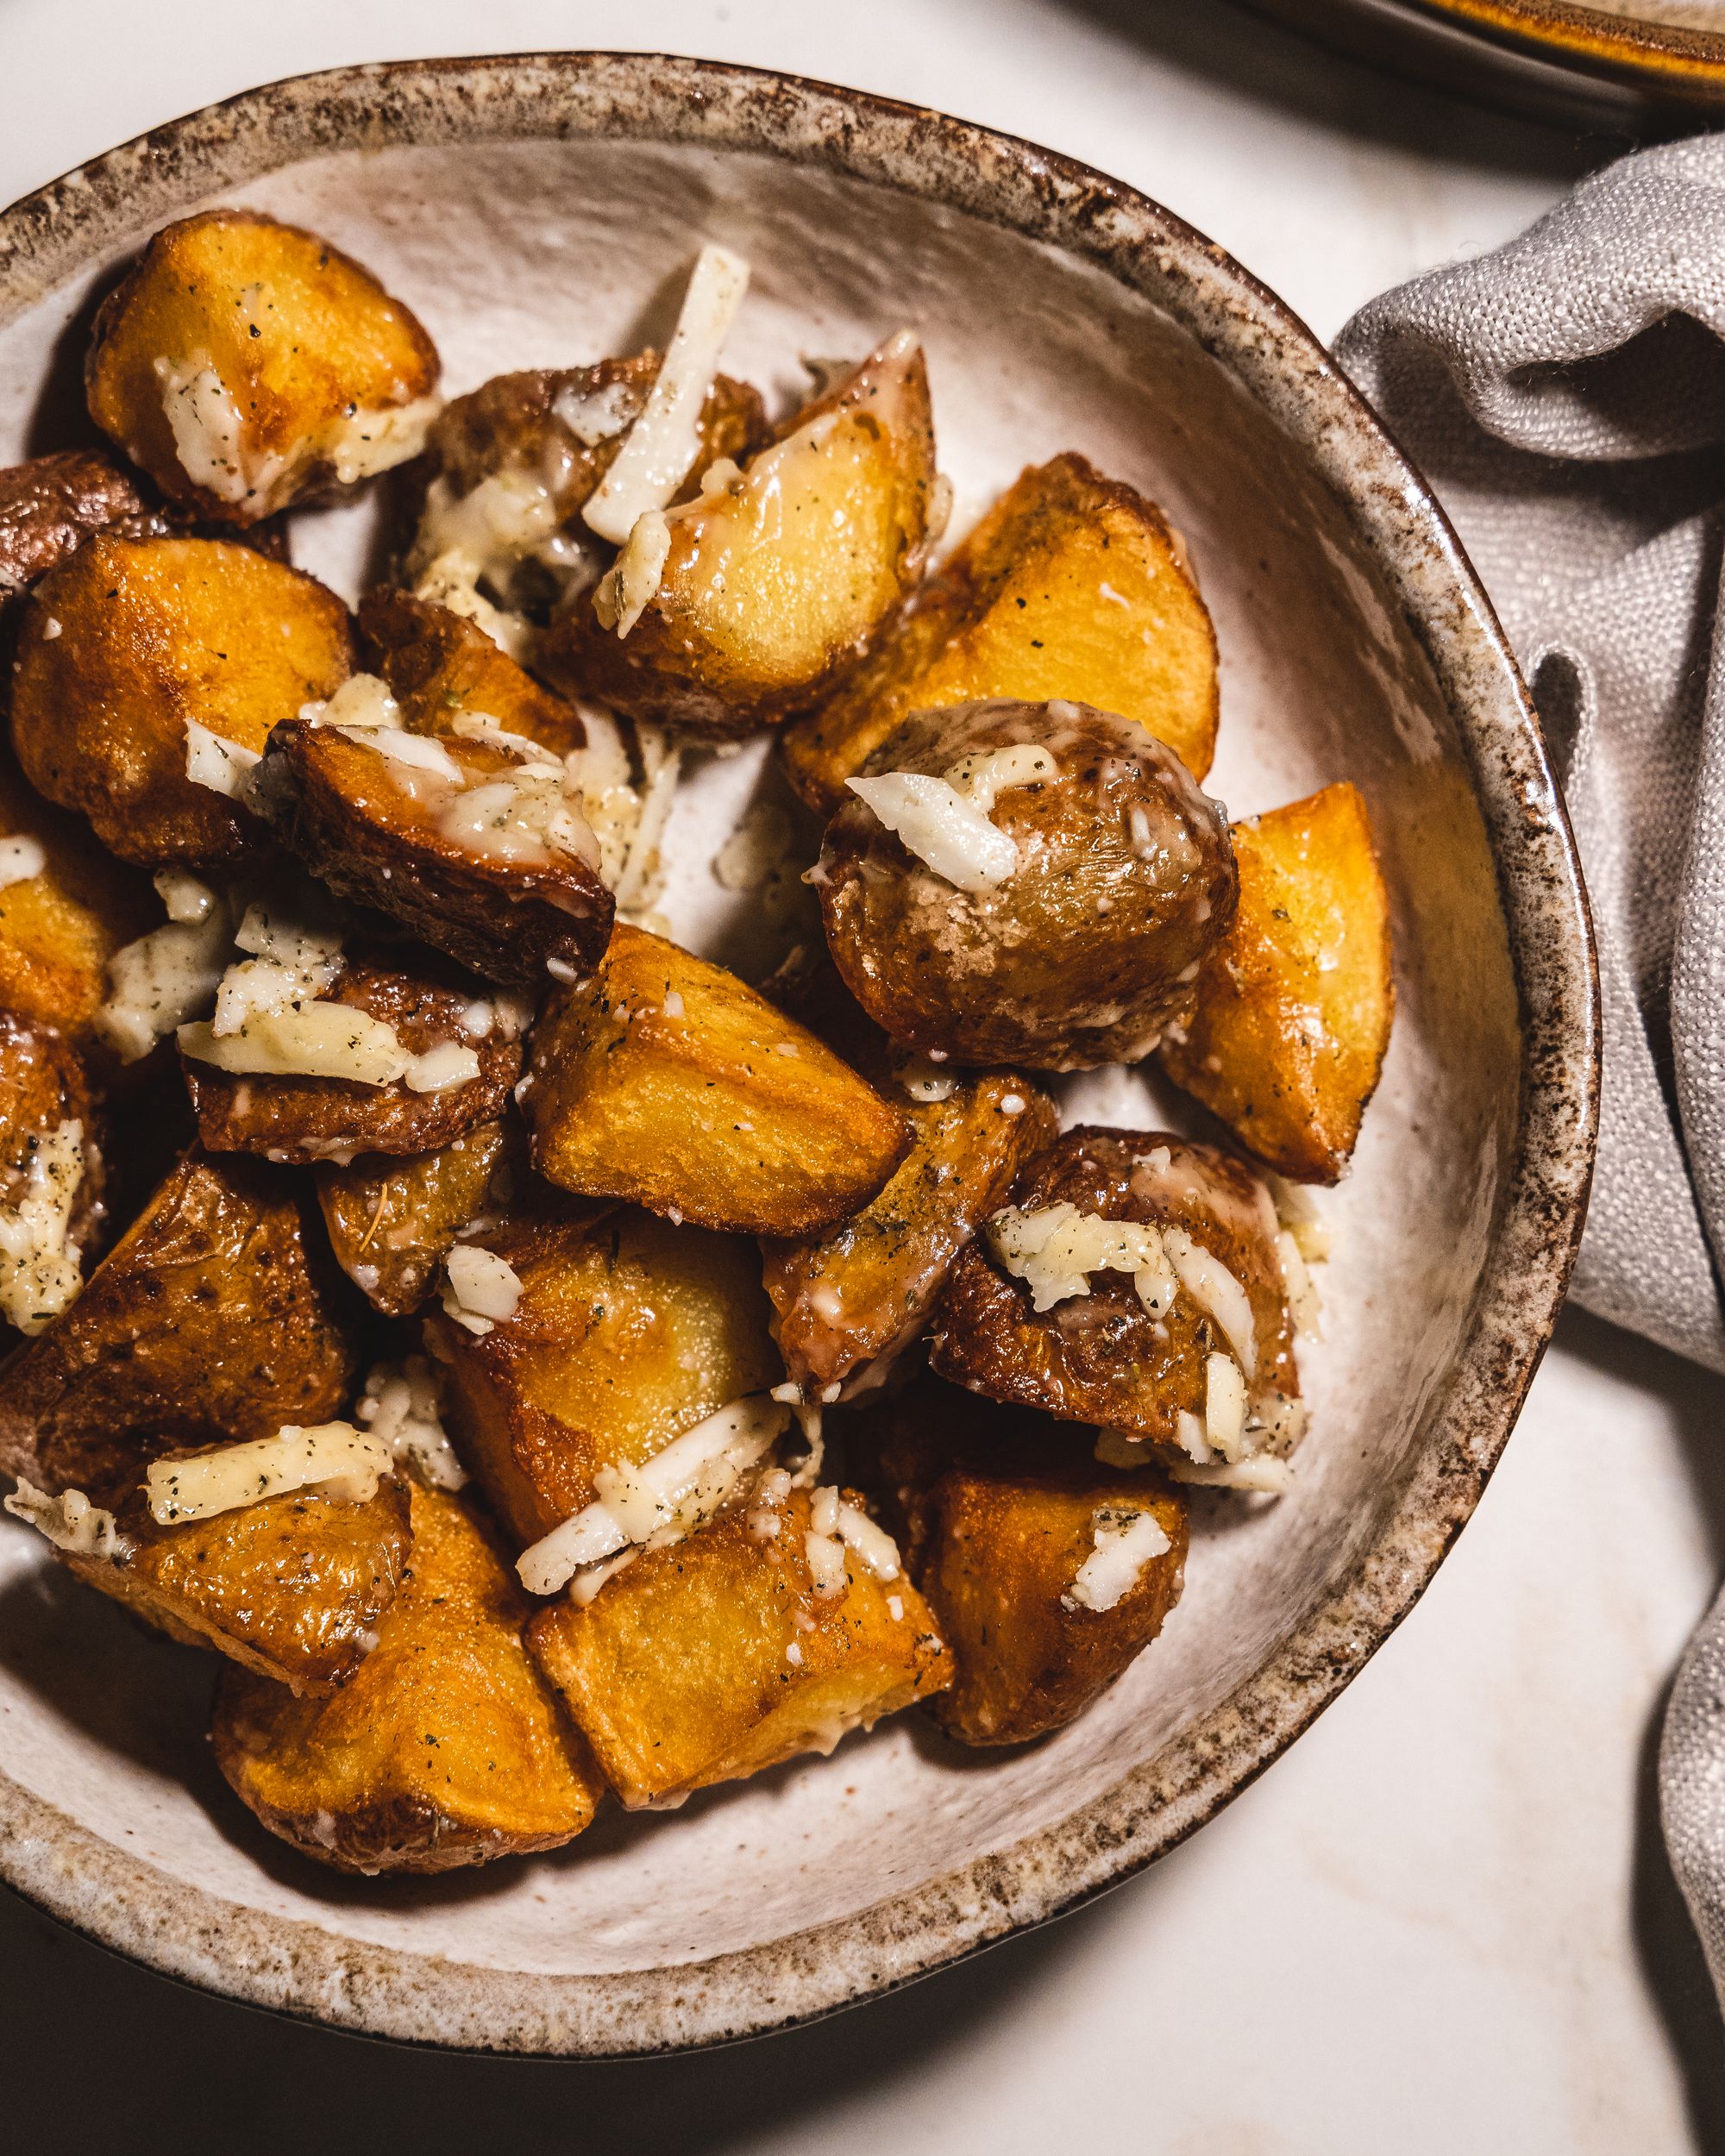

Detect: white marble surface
[1, 3, 1720, 2149]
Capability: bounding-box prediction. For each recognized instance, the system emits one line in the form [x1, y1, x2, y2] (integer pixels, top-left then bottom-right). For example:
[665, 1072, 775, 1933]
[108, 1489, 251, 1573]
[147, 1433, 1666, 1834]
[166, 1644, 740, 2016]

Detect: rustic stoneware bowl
[0, 53, 1597, 2055]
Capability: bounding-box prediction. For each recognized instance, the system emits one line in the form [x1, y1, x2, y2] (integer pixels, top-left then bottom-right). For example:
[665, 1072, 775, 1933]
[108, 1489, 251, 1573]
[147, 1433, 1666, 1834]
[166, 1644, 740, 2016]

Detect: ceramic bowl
[0, 53, 1597, 2056]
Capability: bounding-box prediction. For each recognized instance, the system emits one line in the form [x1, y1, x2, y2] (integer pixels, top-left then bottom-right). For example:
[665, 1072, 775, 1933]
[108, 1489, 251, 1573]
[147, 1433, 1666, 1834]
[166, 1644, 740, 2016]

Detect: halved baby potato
[251, 717, 613, 987]
[817, 698, 1237, 1069]
[180, 950, 524, 1166]
[86, 209, 440, 525]
[359, 587, 586, 755]
[427, 1200, 779, 1544]
[212, 1482, 602, 1875]
[1157, 783, 1394, 1183]
[781, 452, 1219, 812]
[10, 534, 354, 868]
[528, 1484, 951, 1808]
[861, 1382, 1189, 1746]
[929, 1127, 1301, 1460]
[0, 448, 166, 614]
[317, 1120, 505, 1315]
[524, 923, 910, 1237]
[539, 333, 940, 738]
[0, 1148, 361, 1493]
[58, 1476, 411, 1695]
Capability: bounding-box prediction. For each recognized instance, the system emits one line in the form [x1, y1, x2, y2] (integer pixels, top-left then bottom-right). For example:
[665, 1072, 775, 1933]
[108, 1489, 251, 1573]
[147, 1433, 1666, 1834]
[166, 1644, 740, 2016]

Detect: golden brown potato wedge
[781, 452, 1220, 812]
[817, 698, 1237, 1069]
[0, 1010, 104, 1336]
[180, 951, 524, 1166]
[929, 1127, 1301, 1461]
[524, 924, 910, 1237]
[251, 717, 613, 987]
[10, 534, 354, 868]
[86, 209, 440, 526]
[0, 1148, 361, 1492]
[59, 1476, 411, 1695]
[427, 1201, 779, 1544]
[212, 1483, 601, 1874]
[317, 1121, 505, 1315]
[1157, 783, 1394, 1183]
[0, 749, 157, 1046]
[861, 1383, 1188, 1745]
[0, 448, 166, 613]
[539, 334, 939, 739]
[528, 1485, 951, 1807]
[359, 587, 586, 755]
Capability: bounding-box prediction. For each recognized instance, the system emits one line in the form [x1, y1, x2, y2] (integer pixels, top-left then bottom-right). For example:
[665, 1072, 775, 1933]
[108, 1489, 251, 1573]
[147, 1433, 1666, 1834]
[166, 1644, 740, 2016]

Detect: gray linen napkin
[1336, 135, 1725, 2009]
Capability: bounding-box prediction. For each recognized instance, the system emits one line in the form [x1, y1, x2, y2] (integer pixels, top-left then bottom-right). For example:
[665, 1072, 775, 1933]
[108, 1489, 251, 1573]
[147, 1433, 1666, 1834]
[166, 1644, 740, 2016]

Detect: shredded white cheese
[846, 773, 1018, 893]
[0, 836, 46, 890]
[179, 1001, 407, 1084]
[356, 1356, 466, 1491]
[323, 394, 441, 486]
[553, 376, 638, 447]
[185, 720, 262, 799]
[1161, 1225, 1258, 1376]
[1171, 1456, 1293, 1495]
[1062, 1504, 1172, 1613]
[4, 1476, 129, 1559]
[592, 507, 672, 638]
[1205, 1351, 1249, 1462]
[98, 900, 234, 1062]
[212, 900, 344, 1037]
[943, 743, 1059, 815]
[583, 244, 750, 545]
[988, 1202, 1178, 1317]
[405, 1041, 481, 1094]
[146, 1423, 392, 1525]
[0, 1120, 85, 1335]
[153, 869, 216, 924]
[440, 1244, 523, 1337]
[339, 725, 462, 780]
[155, 355, 286, 508]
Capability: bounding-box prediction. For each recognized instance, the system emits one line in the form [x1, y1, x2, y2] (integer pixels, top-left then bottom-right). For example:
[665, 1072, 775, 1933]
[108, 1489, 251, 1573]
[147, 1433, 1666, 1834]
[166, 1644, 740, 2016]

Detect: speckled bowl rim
[0, 52, 1599, 2058]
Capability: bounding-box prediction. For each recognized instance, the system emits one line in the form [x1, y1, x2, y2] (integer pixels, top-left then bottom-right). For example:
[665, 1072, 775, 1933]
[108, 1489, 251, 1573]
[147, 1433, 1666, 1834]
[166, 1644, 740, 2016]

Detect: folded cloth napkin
[1336, 135, 1725, 2009]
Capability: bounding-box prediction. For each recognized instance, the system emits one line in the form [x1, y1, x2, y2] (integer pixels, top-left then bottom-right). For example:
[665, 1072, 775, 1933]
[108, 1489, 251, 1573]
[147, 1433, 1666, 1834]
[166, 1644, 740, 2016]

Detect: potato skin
[528, 1486, 951, 1808]
[251, 718, 614, 987]
[182, 951, 524, 1165]
[427, 1201, 780, 1544]
[62, 1476, 411, 1695]
[818, 698, 1237, 1069]
[10, 534, 354, 868]
[212, 1483, 600, 1875]
[0, 1148, 361, 1492]
[317, 1120, 505, 1314]
[781, 450, 1220, 813]
[1158, 783, 1394, 1183]
[540, 335, 940, 739]
[862, 1384, 1189, 1745]
[86, 209, 439, 524]
[0, 449, 166, 612]
[928, 1127, 1299, 1451]
[359, 588, 586, 755]
[524, 924, 911, 1237]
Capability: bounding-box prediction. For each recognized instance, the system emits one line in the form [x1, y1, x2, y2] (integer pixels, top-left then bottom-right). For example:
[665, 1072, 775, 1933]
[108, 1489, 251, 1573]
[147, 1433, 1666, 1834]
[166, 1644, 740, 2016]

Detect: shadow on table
[1559, 1306, 1725, 2156]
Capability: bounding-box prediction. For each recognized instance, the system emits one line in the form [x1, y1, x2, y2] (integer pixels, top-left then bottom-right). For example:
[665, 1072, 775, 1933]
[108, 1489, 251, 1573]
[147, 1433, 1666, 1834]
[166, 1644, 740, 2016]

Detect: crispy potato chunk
[10, 535, 353, 868]
[359, 588, 586, 755]
[1158, 784, 1394, 1182]
[86, 209, 440, 525]
[861, 1384, 1188, 1745]
[251, 718, 612, 987]
[317, 1121, 505, 1314]
[181, 952, 524, 1166]
[0, 449, 166, 612]
[540, 334, 939, 739]
[818, 699, 1236, 1069]
[212, 1483, 600, 1874]
[528, 1487, 951, 1807]
[0, 1149, 361, 1492]
[524, 924, 910, 1236]
[929, 1128, 1300, 1457]
[60, 1476, 411, 1695]
[0, 1012, 103, 1313]
[428, 1201, 779, 1543]
[781, 453, 1219, 812]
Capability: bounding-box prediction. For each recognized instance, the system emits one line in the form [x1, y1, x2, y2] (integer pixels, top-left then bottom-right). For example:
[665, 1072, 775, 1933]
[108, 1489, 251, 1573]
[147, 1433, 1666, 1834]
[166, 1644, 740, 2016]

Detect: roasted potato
[817, 698, 1237, 1069]
[860, 1383, 1188, 1745]
[427, 1200, 779, 1544]
[251, 716, 613, 987]
[359, 587, 586, 755]
[929, 1127, 1301, 1460]
[780, 452, 1220, 812]
[180, 951, 524, 1166]
[1157, 783, 1394, 1183]
[10, 534, 354, 868]
[0, 1148, 361, 1492]
[57, 1476, 411, 1695]
[524, 923, 910, 1237]
[528, 1485, 951, 1807]
[0, 448, 167, 614]
[212, 1483, 601, 1874]
[86, 209, 440, 526]
[317, 1121, 505, 1314]
[0, 1011, 104, 1336]
[539, 333, 940, 739]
